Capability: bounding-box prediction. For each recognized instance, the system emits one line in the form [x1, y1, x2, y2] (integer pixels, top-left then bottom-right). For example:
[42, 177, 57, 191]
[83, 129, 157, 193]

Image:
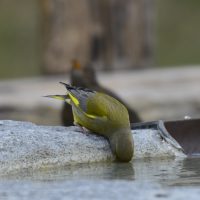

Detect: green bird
[46, 82, 134, 162]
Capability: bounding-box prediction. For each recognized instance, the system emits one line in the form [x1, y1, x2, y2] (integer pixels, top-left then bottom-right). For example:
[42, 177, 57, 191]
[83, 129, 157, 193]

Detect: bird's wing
[60, 82, 107, 119]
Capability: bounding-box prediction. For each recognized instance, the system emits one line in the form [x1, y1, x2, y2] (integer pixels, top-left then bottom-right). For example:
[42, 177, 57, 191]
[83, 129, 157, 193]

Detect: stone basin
[0, 120, 186, 176]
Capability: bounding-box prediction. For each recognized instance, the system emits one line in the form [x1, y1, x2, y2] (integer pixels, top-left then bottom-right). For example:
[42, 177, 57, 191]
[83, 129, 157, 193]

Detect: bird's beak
[43, 95, 68, 101]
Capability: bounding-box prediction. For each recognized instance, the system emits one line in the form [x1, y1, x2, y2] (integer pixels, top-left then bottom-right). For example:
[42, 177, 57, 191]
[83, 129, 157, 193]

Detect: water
[3, 157, 200, 186]
[1, 158, 200, 199]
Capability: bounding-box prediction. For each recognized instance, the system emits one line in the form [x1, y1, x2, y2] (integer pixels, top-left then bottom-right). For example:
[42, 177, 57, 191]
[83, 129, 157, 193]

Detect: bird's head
[71, 59, 81, 70]
[109, 128, 134, 162]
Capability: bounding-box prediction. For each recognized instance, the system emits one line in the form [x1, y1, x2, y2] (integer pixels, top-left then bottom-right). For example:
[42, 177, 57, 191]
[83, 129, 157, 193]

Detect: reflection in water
[3, 162, 135, 181]
[173, 157, 200, 186]
[134, 157, 200, 186]
[3, 158, 200, 187]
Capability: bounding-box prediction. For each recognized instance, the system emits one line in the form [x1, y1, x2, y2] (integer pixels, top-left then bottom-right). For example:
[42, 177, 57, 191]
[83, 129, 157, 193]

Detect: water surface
[3, 157, 200, 186]
[1, 157, 200, 199]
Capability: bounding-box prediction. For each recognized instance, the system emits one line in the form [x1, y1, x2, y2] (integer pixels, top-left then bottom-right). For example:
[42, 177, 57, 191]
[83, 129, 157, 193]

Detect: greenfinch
[61, 60, 141, 126]
[47, 82, 134, 162]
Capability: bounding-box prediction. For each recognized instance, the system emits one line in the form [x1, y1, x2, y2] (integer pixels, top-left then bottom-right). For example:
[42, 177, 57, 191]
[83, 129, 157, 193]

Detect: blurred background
[0, 0, 200, 125]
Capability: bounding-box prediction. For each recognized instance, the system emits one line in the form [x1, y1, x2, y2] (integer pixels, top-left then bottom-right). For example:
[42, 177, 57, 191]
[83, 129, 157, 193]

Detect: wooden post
[39, 0, 154, 73]
[40, 0, 92, 74]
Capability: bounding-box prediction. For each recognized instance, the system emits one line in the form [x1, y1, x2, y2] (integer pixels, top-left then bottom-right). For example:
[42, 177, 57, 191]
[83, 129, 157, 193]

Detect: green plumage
[73, 92, 130, 136]
[46, 82, 134, 162]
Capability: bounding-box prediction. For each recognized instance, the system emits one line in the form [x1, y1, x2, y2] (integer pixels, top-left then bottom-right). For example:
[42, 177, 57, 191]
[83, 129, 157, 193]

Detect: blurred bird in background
[61, 59, 142, 126]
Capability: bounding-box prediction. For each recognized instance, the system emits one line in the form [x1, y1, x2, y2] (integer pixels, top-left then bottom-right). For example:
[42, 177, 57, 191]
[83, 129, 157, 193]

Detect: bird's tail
[59, 82, 77, 91]
[44, 94, 71, 104]
[44, 83, 79, 105]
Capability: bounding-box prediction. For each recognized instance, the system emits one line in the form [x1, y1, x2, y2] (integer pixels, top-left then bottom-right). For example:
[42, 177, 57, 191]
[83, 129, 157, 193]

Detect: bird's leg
[73, 121, 89, 134]
[73, 121, 83, 132]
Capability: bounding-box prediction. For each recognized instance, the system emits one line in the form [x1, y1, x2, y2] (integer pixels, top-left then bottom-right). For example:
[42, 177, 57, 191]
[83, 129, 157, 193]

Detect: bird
[46, 82, 134, 162]
[61, 60, 141, 126]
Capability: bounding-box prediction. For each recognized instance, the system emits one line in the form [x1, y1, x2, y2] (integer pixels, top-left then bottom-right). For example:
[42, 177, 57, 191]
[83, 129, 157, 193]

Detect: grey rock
[0, 120, 185, 175]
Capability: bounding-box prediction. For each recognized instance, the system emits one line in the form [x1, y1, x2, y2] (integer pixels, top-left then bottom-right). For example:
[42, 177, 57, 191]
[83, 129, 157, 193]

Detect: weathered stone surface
[0, 120, 185, 175]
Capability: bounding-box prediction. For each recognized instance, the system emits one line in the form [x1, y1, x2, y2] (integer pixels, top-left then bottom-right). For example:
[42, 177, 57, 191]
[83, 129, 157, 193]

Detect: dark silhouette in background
[61, 60, 142, 126]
